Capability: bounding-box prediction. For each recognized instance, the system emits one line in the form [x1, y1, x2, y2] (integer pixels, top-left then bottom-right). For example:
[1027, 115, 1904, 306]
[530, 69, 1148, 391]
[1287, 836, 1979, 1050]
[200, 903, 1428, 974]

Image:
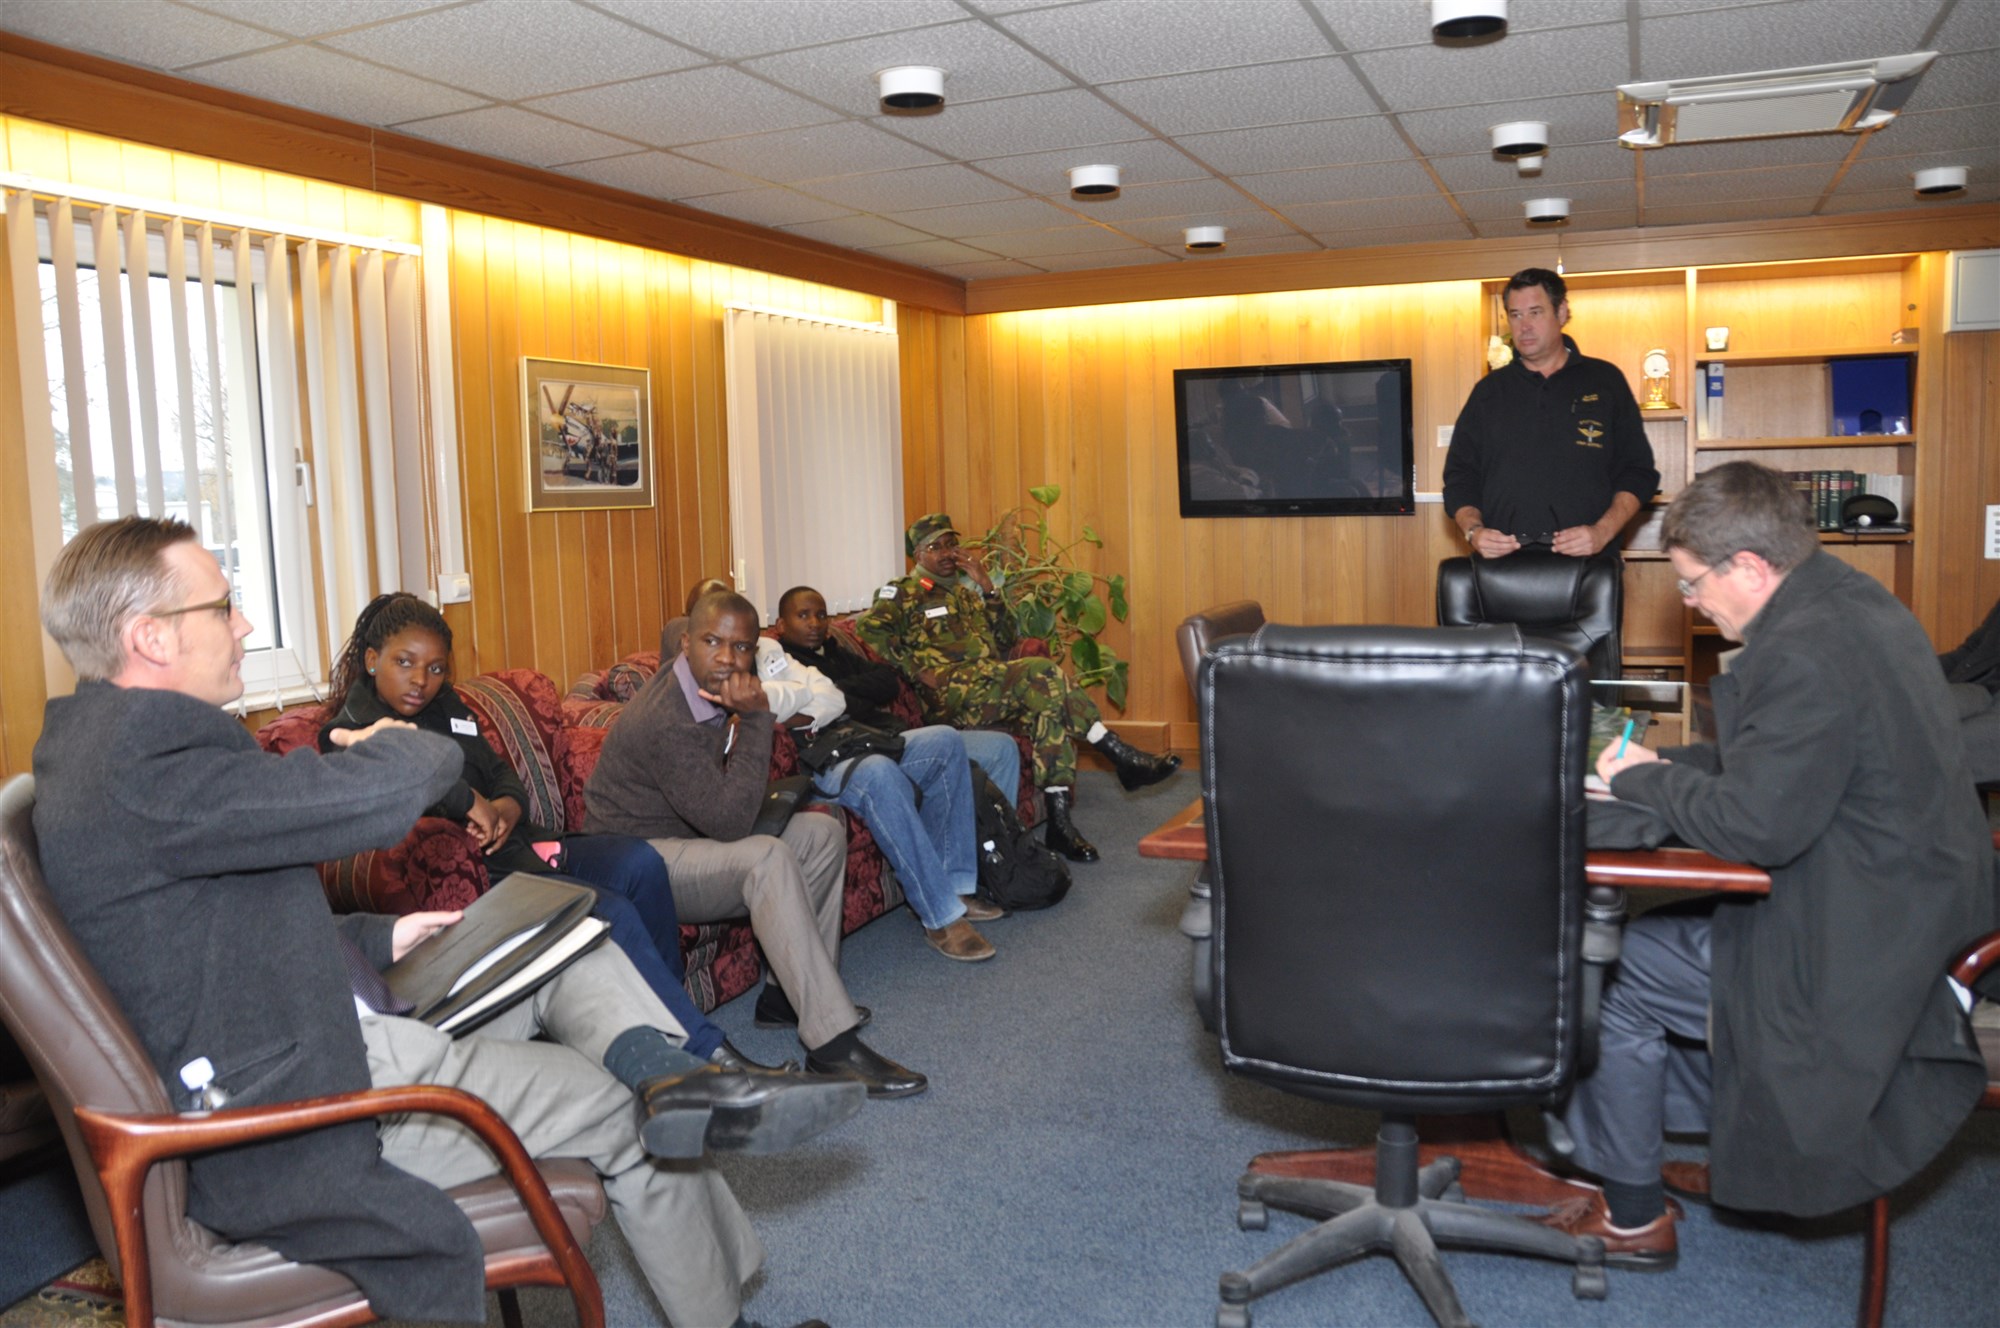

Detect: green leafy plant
[974, 484, 1131, 710]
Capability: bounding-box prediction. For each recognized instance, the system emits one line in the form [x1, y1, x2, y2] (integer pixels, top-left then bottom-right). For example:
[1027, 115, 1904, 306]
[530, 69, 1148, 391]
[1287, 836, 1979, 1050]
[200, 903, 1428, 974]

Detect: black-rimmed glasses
[153, 590, 239, 621]
[1675, 561, 1729, 599]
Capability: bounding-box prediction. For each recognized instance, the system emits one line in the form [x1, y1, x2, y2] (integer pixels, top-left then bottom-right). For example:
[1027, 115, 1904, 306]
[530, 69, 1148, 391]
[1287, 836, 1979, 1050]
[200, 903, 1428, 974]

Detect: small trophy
[1640, 348, 1677, 411]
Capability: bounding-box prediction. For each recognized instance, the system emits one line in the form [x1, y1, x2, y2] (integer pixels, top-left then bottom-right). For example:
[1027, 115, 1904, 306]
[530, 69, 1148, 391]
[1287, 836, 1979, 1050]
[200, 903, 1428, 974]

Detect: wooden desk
[1145, 798, 1771, 1206]
[1139, 798, 1772, 895]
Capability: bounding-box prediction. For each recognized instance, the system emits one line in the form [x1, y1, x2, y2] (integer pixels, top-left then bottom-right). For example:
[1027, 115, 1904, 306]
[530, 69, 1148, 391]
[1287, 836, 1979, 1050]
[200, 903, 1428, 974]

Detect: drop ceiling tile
[1098, 57, 1377, 136]
[1353, 25, 1629, 112]
[1819, 182, 2000, 213]
[1644, 162, 1839, 205]
[1454, 180, 1638, 220]
[1030, 246, 1180, 271]
[1556, 207, 1642, 232]
[1, 0, 282, 70]
[744, 21, 1073, 118]
[685, 188, 859, 228]
[1636, 0, 1937, 81]
[886, 196, 1078, 237]
[1316, 0, 1628, 53]
[674, 120, 947, 181]
[321, 0, 703, 100]
[778, 215, 936, 248]
[969, 139, 1212, 192]
[935, 259, 1044, 279]
[994, 0, 1336, 84]
[1641, 195, 1825, 226]
[553, 151, 756, 200]
[1395, 93, 1618, 157]
[796, 163, 1025, 212]
[1044, 177, 1249, 221]
[1427, 143, 1636, 193]
[1115, 208, 1298, 245]
[392, 105, 639, 167]
[1840, 145, 2000, 192]
[1933, 0, 2000, 53]
[1860, 105, 2000, 157]
[1176, 115, 1414, 175]
[883, 88, 1150, 158]
[588, 0, 967, 61]
[187, 44, 486, 125]
[863, 237, 1007, 266]
[1318, 221, 1476, 248]
[961, 225, 1144, 258]
[529, 66, 840, 149]
[1241, 158, 1452, 206]
[1637, 133, 1861, 176]
[1205, 233, 1322, 257]
[1900, 52, 2000, 114]
[1281, 193, 1463, 231]
[177, 0, 451, 38]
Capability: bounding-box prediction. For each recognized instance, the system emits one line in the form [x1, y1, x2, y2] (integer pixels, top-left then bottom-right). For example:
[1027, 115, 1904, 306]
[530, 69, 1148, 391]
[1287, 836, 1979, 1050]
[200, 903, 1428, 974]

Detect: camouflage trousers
[927, 657, 1101, 787]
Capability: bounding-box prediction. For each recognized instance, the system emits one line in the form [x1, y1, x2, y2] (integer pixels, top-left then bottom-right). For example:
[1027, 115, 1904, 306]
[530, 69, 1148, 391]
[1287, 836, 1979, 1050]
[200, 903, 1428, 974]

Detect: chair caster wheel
[1216, 1304, 1252, 1328]
[1573, 1264, 1608, 1300]
[1237, 1198, 1267, 1231]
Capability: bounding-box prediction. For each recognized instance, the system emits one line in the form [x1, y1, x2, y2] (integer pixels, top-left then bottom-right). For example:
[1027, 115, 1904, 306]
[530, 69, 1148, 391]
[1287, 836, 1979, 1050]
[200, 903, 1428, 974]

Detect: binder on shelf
[1702, 362, 1725, 439]
[383, 873, 608, 1035]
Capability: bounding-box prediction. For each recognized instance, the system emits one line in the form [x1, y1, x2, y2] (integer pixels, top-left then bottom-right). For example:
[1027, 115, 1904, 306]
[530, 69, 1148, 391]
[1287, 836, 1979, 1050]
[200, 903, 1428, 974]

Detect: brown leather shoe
[1661, 1160, 1711, 1201]
[960, 894, 1007, 922]
[1539, 1190, 1679, 1271]
[924, 919, 996, 962]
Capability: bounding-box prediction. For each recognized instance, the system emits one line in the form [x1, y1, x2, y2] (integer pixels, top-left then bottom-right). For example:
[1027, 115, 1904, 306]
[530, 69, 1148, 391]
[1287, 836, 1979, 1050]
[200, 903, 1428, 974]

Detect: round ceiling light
[1492, 121, 1550, 159]
[1184, 226, 1227, 251]
[1069, 164, 1121, 199]
[1914, 165, 1968, 196]
[1524, 197, 1571, 225]
[1433, 0, 1507, 42]
[878, 66, 944, 115]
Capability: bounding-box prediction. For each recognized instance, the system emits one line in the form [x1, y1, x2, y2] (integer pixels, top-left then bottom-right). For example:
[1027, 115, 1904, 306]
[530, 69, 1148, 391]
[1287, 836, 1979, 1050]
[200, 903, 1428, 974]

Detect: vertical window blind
[3, 179, 454, 706]
[723, 305, 904, 622]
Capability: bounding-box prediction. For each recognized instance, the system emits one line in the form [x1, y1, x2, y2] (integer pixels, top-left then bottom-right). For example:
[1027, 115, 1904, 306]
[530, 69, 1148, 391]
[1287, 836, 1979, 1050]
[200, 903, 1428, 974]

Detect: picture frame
[522, 356, 653, 512]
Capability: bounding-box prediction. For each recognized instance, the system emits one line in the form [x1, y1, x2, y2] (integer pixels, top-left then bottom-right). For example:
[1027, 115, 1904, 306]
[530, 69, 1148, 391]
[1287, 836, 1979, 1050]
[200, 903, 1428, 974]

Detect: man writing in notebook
[31, 517, 860, 1328]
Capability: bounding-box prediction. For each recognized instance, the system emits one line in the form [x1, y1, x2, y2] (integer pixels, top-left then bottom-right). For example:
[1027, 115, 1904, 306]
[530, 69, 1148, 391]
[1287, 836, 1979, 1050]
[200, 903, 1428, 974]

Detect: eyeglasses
[1512, 532, 1556, 548]
[1675, 560, 1731, 599]
[152, 590, 239, 621]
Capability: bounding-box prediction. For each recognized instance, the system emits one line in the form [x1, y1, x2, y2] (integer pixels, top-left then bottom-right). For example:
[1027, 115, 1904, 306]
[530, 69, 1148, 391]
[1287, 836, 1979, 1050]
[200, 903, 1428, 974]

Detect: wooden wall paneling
[542, 226, 589, 689]
[988, 313, 1021, 529]
[942, 310, 978, 534]
[511, 223, 559, 683]
[1695, 269, 1905, 352]
[1087, 311, 1135, 711]
[687, 262, 729, 591]
[448, 211, 501, 677]
[0, 212, 46, 778]
[601, 240, 638, 659]
[577, 237, 617, 676]
[488, 222, 536, 675]
[1932, 331, 2000, 649]
[894, 308, 936, 519]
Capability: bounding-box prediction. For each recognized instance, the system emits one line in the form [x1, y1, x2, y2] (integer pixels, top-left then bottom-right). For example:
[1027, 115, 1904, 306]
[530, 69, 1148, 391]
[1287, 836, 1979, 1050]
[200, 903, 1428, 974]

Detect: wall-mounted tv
[1174, 359, 1415, 518]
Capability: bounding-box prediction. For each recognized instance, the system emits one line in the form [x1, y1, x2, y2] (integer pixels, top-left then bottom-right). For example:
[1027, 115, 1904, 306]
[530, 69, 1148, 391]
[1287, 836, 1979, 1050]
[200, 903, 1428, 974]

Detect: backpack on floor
[970, 765, 1071, 911]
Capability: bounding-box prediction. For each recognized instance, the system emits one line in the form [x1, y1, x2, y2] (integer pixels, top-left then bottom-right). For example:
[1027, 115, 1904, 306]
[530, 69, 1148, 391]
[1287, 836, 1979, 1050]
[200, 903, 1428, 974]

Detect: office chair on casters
[1437, 550, 1624, 681]
[1201, 625, 1615, 1328]
[0, 775, 607, 1328]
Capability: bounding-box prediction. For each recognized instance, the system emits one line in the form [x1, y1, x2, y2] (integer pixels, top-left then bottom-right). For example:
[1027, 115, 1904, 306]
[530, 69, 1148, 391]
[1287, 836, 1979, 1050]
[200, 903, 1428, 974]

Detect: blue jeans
[553, 833, 726, 1059]
[960, 728, 1020, 806]
[814, 725, 975, 930]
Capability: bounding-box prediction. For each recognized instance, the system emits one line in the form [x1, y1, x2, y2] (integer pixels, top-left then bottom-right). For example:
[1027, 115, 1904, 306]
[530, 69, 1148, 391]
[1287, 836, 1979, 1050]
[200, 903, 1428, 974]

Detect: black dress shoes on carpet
[805, 1035, 929, 1098]
[637, 1064, 865, 1158]
[1092, 730, 1183, 791]
[1042, 787, 1099, 863]
[753, 984, 870, 1031]
[710, 1037, 797, 1072]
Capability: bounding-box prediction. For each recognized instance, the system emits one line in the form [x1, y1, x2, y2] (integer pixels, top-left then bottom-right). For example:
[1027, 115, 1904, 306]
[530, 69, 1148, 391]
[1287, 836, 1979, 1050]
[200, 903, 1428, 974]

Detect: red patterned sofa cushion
[455, 670, 572, 834]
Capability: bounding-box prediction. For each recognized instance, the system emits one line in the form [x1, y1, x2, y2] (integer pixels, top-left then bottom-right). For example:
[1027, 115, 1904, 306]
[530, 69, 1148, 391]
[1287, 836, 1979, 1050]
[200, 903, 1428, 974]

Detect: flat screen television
[1174, 359, 1415, 518]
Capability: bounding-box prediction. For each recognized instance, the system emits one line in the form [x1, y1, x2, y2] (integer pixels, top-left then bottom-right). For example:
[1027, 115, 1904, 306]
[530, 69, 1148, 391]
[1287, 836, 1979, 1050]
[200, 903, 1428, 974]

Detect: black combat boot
[1092, 730, 1183, 791]
[1042, 787, 1099, 863]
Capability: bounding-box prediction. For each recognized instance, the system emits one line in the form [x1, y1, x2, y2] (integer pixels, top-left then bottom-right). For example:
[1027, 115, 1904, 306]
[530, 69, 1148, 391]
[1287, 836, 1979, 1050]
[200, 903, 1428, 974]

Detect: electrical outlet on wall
[1437, 425, 1453, 449]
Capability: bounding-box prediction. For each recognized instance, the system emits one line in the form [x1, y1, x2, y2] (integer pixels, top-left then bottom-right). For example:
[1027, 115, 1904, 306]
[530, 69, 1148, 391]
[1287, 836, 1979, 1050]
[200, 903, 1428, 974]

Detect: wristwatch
[1463, 525, 1484, 544]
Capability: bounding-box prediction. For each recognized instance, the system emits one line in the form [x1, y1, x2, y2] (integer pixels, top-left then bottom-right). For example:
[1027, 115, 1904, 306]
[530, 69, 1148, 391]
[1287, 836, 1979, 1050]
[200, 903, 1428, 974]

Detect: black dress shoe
[753, 984, 871, 1031]
[1092, 730, 1183, 791]
[804, 1035, 928, 1099]
[637, 1064, 864, 1158]
[709, 1038, 798, 1073]
[1042, 787, 1100, 863]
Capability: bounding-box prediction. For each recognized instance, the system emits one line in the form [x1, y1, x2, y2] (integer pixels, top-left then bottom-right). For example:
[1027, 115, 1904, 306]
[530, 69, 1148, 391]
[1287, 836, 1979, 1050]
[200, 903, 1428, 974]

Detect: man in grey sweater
[30, 518, 860, 1327]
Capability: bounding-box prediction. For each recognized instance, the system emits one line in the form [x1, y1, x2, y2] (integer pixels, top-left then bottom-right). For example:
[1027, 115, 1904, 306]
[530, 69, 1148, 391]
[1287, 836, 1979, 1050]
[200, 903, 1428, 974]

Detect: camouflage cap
[906, 512, 959, 558]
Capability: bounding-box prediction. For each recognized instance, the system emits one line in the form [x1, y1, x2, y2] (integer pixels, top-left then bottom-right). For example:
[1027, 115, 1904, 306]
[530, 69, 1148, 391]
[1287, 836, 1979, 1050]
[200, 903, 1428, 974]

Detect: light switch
[1436, 425, 1453, 449]
[1986, 507, 2000, 560]
[439, 572, 472, 603]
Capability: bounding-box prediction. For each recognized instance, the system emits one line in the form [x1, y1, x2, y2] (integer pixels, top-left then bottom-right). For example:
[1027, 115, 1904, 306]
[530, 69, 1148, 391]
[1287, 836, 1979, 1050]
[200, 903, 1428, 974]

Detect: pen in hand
[1614, 718, 1635, 760]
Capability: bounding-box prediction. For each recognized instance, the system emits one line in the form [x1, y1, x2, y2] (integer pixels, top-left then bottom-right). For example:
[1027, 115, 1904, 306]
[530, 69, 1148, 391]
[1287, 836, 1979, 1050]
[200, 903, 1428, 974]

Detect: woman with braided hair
[320, 592, 782, 1070]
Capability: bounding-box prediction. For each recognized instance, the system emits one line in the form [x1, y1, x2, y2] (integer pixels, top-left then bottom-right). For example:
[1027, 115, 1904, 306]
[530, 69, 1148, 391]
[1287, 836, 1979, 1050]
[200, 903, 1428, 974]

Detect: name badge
[925, 605, 950, 619]
[877, 585, 898, 600]
[762, 652, 788, 678]
[449, 717, 479, 736]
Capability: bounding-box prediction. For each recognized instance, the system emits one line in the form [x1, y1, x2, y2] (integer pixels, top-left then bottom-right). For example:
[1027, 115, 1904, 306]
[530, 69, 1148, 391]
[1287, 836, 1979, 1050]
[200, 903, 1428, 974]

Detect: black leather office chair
[1436, 551, 1623, 681]
[1202, 625, 1611, 1328]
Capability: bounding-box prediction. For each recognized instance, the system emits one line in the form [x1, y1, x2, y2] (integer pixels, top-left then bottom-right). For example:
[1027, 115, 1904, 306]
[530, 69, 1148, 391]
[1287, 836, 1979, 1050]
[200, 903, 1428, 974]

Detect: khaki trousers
[363, 946, 762, 1328]
[647, 810, 857, 1048]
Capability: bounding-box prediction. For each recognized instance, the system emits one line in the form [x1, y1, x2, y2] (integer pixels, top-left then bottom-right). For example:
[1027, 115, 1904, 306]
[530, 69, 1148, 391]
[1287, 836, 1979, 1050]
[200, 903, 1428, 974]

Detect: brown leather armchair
[0, 774, 606, 1328]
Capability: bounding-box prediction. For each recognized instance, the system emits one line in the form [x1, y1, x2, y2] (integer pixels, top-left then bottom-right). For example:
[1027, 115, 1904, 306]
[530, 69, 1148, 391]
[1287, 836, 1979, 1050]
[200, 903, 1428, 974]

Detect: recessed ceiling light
[1433, 0, 1507, 43]
[1069, 165, 1121, 199]
[1525, 197, 1571, 224]
[1185, 226, 1227, 251]
[879, 66, 944, 115]
[1914, 165, 1968, 196]
[1492, 121, 1550, 158]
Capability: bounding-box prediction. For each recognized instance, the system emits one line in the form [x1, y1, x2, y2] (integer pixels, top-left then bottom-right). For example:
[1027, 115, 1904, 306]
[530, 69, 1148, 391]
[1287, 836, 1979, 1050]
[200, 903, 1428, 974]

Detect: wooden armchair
[0, 774, 606, 1328]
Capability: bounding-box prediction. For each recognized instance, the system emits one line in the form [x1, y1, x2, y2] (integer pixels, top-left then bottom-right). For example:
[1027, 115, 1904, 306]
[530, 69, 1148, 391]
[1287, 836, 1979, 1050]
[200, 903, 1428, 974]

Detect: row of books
[1785, 470, 1907, 531]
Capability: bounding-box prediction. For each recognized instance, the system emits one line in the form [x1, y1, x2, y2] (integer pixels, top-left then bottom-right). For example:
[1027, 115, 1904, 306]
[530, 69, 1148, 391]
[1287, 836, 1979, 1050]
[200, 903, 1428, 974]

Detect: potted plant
[973, 485, 1131, 709]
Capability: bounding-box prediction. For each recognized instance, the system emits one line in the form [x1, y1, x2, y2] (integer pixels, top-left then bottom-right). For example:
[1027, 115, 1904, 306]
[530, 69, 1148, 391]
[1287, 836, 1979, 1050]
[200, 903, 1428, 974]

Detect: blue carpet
[0, 1159, 96, 1311]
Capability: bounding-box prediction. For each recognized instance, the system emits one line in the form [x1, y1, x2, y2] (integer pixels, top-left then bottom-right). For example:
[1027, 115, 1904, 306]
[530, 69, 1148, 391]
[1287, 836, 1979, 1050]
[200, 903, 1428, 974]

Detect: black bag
[795, 721, 908, 796]
[970, 766, 1071, 911]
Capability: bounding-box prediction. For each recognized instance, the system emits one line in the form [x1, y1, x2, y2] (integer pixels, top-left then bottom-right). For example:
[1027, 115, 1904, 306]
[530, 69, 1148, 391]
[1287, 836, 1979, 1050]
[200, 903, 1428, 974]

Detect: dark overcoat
[32, 682, 485, 1321]
[1612, 552, 1994, 1216]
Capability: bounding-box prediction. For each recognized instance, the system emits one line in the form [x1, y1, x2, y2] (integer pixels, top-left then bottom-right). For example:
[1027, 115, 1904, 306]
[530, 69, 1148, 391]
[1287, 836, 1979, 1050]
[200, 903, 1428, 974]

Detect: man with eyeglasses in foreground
[31, 516, 861, 1328]
[1545, 461, 1992, 1267]
[1442, 267, 1659, 559]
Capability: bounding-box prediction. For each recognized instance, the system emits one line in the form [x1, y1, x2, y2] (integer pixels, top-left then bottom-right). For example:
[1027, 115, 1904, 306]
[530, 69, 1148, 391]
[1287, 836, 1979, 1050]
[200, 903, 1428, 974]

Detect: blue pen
[1614, 718, 1635, 760]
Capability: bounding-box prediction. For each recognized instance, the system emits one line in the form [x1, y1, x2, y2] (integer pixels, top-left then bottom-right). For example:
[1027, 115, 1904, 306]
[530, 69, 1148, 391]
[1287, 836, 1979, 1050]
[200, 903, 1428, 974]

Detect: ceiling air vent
[1616, 52, 1936, 148]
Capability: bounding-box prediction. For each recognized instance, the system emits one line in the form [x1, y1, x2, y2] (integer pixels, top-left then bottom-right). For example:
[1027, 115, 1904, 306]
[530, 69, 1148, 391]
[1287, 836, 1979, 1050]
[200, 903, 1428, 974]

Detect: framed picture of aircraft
[522, 356, 653, 511]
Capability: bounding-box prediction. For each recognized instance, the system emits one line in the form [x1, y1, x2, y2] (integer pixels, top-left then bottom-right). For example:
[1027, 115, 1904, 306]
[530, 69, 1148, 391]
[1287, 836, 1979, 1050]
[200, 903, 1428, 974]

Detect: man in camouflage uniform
[857, 513, 1181, 862]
